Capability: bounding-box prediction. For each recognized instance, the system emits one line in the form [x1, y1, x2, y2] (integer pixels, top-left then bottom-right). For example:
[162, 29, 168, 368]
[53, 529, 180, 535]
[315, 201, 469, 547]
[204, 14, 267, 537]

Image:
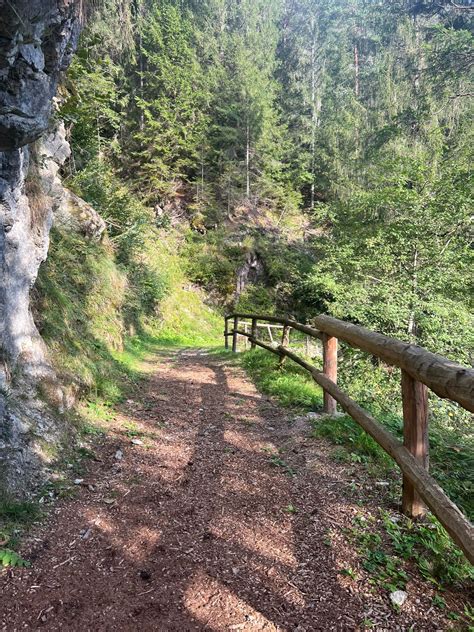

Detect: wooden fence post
[278, 325, 291, 368]
[267, 324, 274, 345]
[232, 316, 239, 353]
[401, 370, 429, 518]
[322, 333, 338, 414]
[251, 318, 257, 350]
[224, 317, 229, 350]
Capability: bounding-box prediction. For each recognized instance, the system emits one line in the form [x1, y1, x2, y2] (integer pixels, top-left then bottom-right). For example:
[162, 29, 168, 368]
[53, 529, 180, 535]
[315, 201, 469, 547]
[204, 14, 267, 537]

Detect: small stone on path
[390, 590, 408, 608]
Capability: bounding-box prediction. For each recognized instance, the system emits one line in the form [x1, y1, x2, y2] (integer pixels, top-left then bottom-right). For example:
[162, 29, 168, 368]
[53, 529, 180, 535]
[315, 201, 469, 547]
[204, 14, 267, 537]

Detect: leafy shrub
[0, 549, 30, 568]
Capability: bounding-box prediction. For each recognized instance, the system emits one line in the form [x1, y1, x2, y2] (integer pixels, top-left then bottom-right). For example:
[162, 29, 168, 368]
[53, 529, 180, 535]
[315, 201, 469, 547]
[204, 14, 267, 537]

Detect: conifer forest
[0, 0, 472, 628]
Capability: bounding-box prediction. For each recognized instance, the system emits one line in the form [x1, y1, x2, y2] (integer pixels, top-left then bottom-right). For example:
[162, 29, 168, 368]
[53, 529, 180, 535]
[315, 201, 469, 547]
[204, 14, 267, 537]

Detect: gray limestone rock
[38, 123, 106, 240]
[0, 0, 81, 151]
[0, 0, 82, 495]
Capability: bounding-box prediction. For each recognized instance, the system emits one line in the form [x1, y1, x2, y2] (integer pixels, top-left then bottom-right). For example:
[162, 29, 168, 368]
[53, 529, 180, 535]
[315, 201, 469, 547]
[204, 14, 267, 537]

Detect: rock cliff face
[0, 0, 80, 150]
[0, 0, 82, 494]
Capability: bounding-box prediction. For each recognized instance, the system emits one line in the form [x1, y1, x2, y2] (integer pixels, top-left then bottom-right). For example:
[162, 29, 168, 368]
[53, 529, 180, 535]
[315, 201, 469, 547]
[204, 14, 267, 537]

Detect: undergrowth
[0, 495, 41, 567]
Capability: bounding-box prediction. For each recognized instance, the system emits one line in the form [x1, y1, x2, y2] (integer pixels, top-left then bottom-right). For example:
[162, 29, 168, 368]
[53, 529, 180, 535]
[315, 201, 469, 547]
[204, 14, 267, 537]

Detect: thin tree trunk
[310, 16, 316, 212]
[246, 120, 250, 199]
[138, 8, 145, 132]
[408, 248, 418, 340]
[354, 43, 360, 97]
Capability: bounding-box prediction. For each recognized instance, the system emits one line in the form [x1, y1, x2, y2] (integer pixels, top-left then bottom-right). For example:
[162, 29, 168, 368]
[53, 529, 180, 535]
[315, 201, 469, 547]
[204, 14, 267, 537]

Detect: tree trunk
[354, 43, 360, 97]
[246, 120, 250, 198]
[407, 248, 418, 340]
[310, 17, 316, 212]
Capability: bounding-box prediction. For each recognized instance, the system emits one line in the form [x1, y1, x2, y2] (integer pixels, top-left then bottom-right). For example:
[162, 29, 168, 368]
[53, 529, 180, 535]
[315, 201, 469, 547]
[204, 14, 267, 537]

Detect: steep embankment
[1, 112, 221, 495]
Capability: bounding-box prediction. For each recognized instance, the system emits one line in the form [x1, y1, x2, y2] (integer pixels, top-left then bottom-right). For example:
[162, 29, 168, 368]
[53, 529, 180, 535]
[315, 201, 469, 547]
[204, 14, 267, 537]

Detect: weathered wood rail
[224, 313, 474, 563]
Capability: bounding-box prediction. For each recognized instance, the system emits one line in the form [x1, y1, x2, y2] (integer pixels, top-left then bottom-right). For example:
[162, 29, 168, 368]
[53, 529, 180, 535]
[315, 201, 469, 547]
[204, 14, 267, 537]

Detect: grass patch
[240, 349, 323, 410]
[345, 509, 473, 607]
[0, 494, 41, 564]
[152, 284, 222, 347]
[312, 413, 398, 469]
[0, 497, 40, 525]
[312, 413, 473, 521]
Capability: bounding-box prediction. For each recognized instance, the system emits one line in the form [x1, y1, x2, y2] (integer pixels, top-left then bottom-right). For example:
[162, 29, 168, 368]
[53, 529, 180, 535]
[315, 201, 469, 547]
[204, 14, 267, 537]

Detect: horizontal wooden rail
[234, 329, 474, 564]
[238, 321, 286, 329]
[314, 315, 474, 413]
[228, 313, 474, 412]
[229, 312, 323, 340]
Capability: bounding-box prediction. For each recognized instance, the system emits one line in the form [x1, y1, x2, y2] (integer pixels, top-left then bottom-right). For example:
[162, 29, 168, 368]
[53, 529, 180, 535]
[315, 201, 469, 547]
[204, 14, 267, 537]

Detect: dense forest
[61, 0, 473, 354]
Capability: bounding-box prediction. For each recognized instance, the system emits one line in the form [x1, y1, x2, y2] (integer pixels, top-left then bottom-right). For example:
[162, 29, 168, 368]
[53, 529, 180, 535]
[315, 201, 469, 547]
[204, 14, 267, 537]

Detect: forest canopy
[63, 0, 473, 363]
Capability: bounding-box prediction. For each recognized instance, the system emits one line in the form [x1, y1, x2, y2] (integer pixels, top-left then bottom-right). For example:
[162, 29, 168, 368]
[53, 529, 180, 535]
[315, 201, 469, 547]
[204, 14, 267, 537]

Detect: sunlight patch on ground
[223, 429, 264, 452]
[211, 517, 296, 568]
[79, 509, 161, 565]
[184, 570, 280, 631]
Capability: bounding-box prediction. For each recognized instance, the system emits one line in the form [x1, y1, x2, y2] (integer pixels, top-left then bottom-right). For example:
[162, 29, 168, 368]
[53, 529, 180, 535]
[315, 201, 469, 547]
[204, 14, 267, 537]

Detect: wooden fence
[224, 312, 474, 564]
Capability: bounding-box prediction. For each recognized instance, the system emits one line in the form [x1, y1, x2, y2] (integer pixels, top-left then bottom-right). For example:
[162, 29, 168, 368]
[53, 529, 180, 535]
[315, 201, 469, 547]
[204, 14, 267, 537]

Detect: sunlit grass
[240, 349, 323, 410]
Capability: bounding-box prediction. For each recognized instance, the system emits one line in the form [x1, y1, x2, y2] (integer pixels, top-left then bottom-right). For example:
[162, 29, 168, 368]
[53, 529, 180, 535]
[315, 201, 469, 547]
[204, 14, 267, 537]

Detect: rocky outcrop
[0, 1, 82, 494]
[0, 0, 81, 151]
[38, 123, 106, 240]
[234, 252, 265, 302]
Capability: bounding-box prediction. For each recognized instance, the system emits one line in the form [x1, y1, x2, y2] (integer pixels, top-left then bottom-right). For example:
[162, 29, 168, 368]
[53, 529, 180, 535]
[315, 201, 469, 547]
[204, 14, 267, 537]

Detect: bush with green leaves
[0, 549, 30, 568]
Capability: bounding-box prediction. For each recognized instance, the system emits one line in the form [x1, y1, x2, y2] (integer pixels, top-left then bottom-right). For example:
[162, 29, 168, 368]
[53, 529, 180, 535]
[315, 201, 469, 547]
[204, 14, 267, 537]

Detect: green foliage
[35, 227, 129, 400]
[183, 229, 239, 298]
[267, 454, 296, 477]
[0, 549, 30, 568]
[346, 510, 473, 608]
[0, 496, 40, 569]
[313, 414, 397, 468]
[381, 512, 474, 587]
[133, 1, 210, 197]
[0, 497, 40, 524]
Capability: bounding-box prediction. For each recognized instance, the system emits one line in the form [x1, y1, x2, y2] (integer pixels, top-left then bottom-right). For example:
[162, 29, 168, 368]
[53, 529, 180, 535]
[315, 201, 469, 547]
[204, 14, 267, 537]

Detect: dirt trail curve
[0, 350, 461, 631]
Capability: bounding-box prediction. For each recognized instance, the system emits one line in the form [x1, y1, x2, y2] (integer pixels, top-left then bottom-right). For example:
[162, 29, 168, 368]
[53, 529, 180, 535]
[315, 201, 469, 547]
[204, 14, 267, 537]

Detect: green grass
[312, 412, 473, 521]
[151, 285, 222, 347]
[240, 349, 323, 410]
[0, 496, 40, 525]
[0, 494, 41, 562]
[343, 509, 473, 607]
[313, 413, 398, 469]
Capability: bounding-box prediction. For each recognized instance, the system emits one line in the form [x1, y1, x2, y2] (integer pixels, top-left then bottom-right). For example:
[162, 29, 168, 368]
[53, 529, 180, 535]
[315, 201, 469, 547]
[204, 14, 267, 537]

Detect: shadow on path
[0, 349, 436, 631]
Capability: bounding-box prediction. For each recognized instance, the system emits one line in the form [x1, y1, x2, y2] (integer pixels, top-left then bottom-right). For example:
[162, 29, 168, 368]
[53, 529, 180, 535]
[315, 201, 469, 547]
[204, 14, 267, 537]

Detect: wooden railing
[224, 312, 474, 563]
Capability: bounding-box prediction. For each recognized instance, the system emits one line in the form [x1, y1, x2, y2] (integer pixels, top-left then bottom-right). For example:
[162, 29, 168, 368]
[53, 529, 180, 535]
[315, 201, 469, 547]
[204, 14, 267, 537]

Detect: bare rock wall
[0, 0, 82, 494]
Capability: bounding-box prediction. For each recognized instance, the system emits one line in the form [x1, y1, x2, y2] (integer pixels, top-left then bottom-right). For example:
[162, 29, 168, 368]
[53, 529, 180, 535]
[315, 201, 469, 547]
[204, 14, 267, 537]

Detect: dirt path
[0, 350, 465, 631]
